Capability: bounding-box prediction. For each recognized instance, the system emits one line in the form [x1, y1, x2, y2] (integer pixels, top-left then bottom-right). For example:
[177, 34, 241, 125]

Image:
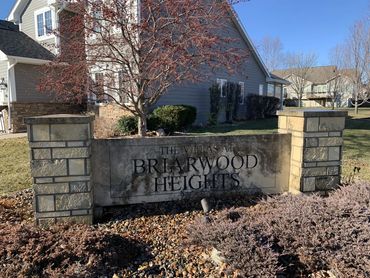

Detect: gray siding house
[0, 0, 82, 132]
[3, 0, 287, 134]
[156, 12, 288, 123]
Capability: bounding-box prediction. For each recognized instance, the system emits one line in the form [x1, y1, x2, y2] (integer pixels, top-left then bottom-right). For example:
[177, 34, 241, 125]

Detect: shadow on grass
[189, 117, 277, 135]
[345, 117, 370, 130]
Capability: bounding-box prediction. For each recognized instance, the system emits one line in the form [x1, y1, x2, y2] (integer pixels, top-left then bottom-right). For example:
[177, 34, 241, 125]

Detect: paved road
[0, 133, 27, 140]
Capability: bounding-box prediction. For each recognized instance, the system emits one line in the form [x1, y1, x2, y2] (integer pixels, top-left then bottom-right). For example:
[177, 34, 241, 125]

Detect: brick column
[277, 110, 347, 193]
[25, 115, 94, 226]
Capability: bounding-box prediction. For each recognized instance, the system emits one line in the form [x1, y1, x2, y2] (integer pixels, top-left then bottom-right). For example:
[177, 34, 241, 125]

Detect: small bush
[246, 95, 280, 120]
[0, 224, 142, 277]
[116, 115, 138, 135]
[187, 181, 370, 277]
[284, 98, 299, 107]
[151, 105, 197, 133]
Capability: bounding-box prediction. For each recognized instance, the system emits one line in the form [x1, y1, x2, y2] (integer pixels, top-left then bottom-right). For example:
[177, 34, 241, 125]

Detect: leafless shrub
[187, 181, 370, 277]
[0, 224, 142, 277]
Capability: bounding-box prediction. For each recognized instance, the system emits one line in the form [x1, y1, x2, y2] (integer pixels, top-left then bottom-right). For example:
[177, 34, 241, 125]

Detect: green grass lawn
[0, 108, 369, 195]
[190, 108, 370, 182]
[0, 138, 32, 195]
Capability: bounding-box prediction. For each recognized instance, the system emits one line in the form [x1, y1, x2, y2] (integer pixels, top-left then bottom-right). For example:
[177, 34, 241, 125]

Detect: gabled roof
[273, 66, 339, 84]
[0, 20, 54, 61]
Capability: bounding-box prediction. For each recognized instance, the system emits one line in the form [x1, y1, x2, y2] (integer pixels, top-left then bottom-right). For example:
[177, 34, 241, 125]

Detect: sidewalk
[0, 133, 27, 140]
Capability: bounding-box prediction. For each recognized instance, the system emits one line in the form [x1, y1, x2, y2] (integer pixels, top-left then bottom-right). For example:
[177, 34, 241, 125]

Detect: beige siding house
[273, 66, 354, 108]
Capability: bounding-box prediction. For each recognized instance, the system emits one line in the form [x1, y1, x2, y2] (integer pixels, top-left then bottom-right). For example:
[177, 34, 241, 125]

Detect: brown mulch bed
[1, 183, 369, 277]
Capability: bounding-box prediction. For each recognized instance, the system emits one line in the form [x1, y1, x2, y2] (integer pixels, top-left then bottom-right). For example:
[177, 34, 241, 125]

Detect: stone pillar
[25, 114, 94, 226]
[277, 110, 347, 193]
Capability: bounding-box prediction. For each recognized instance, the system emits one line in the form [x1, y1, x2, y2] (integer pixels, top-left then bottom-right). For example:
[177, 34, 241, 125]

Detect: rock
[156, 129, 166, 136]
[210, 248, 227, 266]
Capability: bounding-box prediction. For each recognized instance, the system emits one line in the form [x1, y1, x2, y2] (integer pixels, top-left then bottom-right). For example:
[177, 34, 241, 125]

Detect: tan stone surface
[69, 159, 86, 175]
[305, 138, 318, 147]
[328, 147, 341, 161]
[33, 148, 52, 160]
[303, 177, 316, 192]
[53, 147, 89, 159]
[32, 124, 50, 141]
[34, 183, 69, 194]
[55, 193, 92, 210]
[302, 167, 328, 177]
[319, 117, 346, 131]
[304, 147, 328, 162]
[37, 195, 55, 212]
[319, 137, 343, 147]
[306, 117, 319, 132]
[31, 159, 68, 177]
[50, 124, 89, 141]
[287, 117, 305, 131]
[55, 215, 93, 224]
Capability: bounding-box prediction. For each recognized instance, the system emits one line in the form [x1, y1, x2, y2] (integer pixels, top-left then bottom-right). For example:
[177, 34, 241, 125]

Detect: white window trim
[239, 81, 245, 104]
[34, 7, 56, 41]
[217, 78, 227, 98]
[259, 84, 264, 96]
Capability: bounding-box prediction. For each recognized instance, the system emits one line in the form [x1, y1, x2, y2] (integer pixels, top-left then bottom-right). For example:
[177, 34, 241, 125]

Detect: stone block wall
[278, 110, 347, 193]
[25, 115, 94, 226]
[87, 103, 132, 138]
[4, 102, 84, 133]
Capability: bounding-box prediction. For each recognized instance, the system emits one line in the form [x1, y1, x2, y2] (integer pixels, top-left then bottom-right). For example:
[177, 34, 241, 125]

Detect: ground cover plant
[0, 223, 143, 277]
[187, 181, 370, 277]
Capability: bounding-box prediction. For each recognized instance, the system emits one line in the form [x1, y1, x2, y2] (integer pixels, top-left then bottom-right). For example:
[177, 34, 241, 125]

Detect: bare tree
[40, 0, 249, 136]
[284, 52, 317, 107]
[258, 36, 284, 71]
[340, 19, 370, 114]
[327, 46, 346, 110]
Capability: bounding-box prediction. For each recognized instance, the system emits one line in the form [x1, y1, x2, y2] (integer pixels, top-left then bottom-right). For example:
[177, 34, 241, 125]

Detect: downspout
[7, 60, 18, 133]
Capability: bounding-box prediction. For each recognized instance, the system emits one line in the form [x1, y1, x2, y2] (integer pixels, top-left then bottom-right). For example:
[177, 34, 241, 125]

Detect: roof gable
[7, 0, 30, 22]
[0, 20, 54, 60]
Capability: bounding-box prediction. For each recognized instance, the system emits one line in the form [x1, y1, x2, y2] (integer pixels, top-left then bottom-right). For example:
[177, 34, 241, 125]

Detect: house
[4, 0, 288, 135]
[0, 0, 82, 133]
[273, 66, 355, 108]
[85, 2, 289, 136]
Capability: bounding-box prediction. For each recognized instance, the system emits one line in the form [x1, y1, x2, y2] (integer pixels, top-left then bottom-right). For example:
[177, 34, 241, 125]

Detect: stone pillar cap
[24, 114, 94, 125]
[277, 109, 348, 118]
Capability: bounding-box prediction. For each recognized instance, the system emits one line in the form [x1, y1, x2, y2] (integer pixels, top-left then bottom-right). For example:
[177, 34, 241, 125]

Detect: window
[275, 85, 282, 98]
[238, 82, 245, 104]
[259, 84, 264, 96]
[267, 84, 274, 97]
[217, 78, 227, 98]
[34, 8, 54, 39]
[92, 8, 103, 33]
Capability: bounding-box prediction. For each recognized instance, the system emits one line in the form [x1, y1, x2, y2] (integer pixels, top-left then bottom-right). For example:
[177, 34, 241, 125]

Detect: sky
[0, 0, 368, 66]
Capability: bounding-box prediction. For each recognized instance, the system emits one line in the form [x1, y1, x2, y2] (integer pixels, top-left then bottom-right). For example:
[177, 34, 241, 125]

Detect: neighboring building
[0, 0, 85, 132]
[4, 0, 288, 134]
[273, 66, 355, 108]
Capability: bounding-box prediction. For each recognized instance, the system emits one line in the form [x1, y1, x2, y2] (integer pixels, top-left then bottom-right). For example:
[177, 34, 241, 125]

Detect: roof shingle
[0, 20, 54, 61]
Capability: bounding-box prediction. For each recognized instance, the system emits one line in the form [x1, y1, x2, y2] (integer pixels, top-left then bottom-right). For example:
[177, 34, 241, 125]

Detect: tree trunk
[298, 93, 303, 108]
[137, 98, 148, 137]
[138, 114, 147, 137]
[355, 92, 359, 114]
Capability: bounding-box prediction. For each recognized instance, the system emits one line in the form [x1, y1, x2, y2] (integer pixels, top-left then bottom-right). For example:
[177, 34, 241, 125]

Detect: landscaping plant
[188, 181, 370, 277]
